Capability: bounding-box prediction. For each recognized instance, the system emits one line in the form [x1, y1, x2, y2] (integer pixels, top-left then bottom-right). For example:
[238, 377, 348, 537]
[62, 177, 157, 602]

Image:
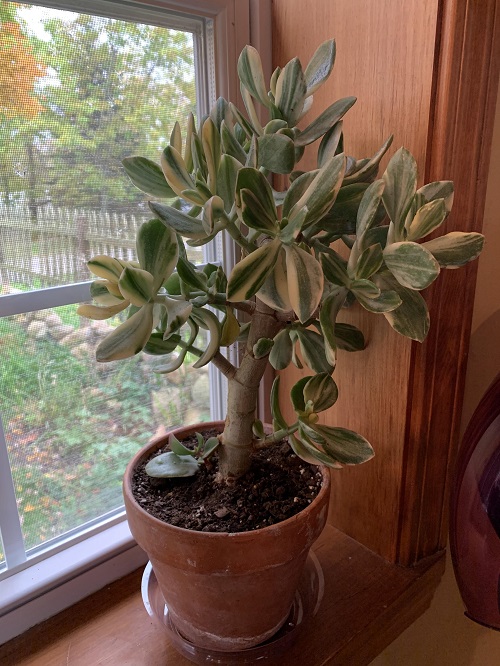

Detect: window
[0, 0, 256, 643]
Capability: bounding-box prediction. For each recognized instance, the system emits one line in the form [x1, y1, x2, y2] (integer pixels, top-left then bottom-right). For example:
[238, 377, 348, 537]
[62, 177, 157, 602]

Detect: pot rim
[123, 420, 331, 539]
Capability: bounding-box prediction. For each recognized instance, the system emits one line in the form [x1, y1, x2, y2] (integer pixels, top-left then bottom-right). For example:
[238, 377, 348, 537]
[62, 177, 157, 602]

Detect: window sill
[0, 518, 147, 645]
[0, 524, 445, 665]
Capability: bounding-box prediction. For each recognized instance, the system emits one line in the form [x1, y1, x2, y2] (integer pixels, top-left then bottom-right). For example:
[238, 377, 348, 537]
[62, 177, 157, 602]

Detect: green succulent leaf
[163, 298, 193, 338]
[169, 434, 195, 457]
[383, 241, 440, 290]
[160, 145, 195, 198]
[334, 323, 366, 351]
[253, 337, 274, 359]
[289, 433, 342, 468]
[96, 303, 154, 361]
[143, 332, 181, 355]
[350, 279, 381, 299]
[190, 308, 222, 369]
[296, 329, 333, 374]
[375, 272, 430, 341]
[201, 436, 220, 459]
[290, 376, 309, 413]
[415, 180, 454, 212]
[407, 198, 447, 241]
[290, 153, 345, 228]
[145, 451, 199, 478]
[304, 39, 336, 95]
[122, 156, 176, 199]
[227, 238, 281, 302]
[355, 244, 384, 279]
[118, 267, 154, 306]
[89, 280, 124, 306]
[285, 244, 324, 323]
[269, 329, 293, 370]
[87, 255, 124, 282]
[238, 45, 271, 107]
[275, 57, 307, 126]
[148, 202, 206, 240]
[282, 171, 317, 218]
[309, 424, 374, 465]
[216, 154, 241, 211]
[303, 372, 338, 412]
[202, 117, 221, 191]
[220, 307, 240, 346]
[137, 218, 179, 292]
[319, 287, 348, 365]
[382, 147, 417, 240]
[423, 232, 484, 267]
[343, 135, 393, 185]
[320, 248, 349, 286]
[220, 120, 247, 165]
[257, 249, 292, 312]
[354, 289, 402, 313]
[240, 188, 278, 234]
[295, 97, 356, 147]
[279, 207, 308, 245]
[235, 167, 277, 221]
[356, 179, 385, 237]
[177, 257, 208, 292]
[257, 133, 296, 174]
[317, 121, 343, 167]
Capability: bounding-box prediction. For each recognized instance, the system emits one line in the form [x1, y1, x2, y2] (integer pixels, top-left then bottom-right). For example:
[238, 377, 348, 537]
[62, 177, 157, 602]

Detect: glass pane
[1, 307, 210, 551]
[0, 2, 200, 292]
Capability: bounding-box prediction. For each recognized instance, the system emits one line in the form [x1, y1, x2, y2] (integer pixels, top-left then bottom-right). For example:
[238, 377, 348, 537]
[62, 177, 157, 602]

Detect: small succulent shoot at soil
[78, 39, 484, 483]
[145, 433, 220, 478]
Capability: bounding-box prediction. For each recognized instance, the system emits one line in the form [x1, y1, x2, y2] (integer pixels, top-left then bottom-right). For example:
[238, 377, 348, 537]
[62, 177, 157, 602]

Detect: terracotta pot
[123, 420, 331, 651]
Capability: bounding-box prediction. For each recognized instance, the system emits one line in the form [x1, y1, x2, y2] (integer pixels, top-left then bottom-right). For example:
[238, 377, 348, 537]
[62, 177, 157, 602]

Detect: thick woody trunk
[218, 300, 283, 481]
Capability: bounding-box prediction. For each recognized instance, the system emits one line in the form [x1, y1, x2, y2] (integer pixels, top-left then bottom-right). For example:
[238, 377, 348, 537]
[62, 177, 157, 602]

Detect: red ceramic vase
[450, 372, 500, 630]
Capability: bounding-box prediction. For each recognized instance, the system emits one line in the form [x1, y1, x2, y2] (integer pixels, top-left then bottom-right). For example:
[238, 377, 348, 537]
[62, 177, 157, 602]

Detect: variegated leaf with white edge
[258, 248, 291, 312]
[383, 241, 440, 290]
[285, 244, 324, 323]
[169, 121, 182, 153]
[270, 376, 288, 431]
[296, 328, 333, 374]
[202, 117, 220, 191]
[356, 179, 385, 237]
[216, 154, 242, 212]
[275, 57, 307, 126]
[289, 153, 345, 227]
[136, 218, 179, 292]
[282, 171, 317, 218]
[202, 195, 228, 235]
[278, 207, 308, 245]
[319, 287, 348, 365]
[237, 46, 270, 107]
[354, 289, 402, 313]
[304, 39, 336, 96]
[309, 423, 374, 465]
[148, 202, 206, 240]
[382, 147, 417, 241]
[96, 303, 154, 362]
[227, 238, 281, 301]
[220, 120, 247, 165]
[235, 167, 277, 221]
[375, 272, 430, 342]
[334, 323, 366, 351]
[191, 308, 222, 368]
[407, 198, 447, 241]
[290, 432, 342, 468]
[90, 280, 124, 306]
[88, 255, 124, 283]
[354, 243, 384, 280]
[350, 279, 380, 299]
[160, 145, 195, 198]
[163, 297, 193, 338]
[118, 267, 154, 306]
[317, 121, 343, 168]
[240, 188, 278, 234]
[303, 372, 338, 412]
[423, 232, 485, 268]
[122, 156, 176, 199]
[295, 97, 356, 147]
[343, 135, 394, 186]
[415, 180, 454, 212]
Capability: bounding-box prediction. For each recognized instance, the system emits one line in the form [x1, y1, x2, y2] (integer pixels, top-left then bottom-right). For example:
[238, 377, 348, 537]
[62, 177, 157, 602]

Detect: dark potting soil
[131, 429, 323, 533]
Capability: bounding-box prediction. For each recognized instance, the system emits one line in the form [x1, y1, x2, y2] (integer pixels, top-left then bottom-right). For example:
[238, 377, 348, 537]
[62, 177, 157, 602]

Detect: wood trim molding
[397, 0, 500, 565]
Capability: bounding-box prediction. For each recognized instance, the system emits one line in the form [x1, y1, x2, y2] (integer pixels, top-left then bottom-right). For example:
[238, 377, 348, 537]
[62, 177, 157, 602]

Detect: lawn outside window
[0, 0, 260, 643]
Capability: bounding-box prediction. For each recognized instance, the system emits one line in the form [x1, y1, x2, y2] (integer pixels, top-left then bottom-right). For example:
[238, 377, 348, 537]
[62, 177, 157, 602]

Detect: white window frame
[0, 0, 271, 645]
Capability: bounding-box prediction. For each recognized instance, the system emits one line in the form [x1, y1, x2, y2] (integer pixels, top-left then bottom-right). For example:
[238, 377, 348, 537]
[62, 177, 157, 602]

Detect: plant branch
[210, 351, 237, 379]
[254, 423, 299, 449]
[226, 221, 256, 252]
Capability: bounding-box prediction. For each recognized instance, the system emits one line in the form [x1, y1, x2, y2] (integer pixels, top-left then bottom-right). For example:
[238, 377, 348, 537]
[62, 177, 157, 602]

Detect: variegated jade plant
[78, 40, 484, 483]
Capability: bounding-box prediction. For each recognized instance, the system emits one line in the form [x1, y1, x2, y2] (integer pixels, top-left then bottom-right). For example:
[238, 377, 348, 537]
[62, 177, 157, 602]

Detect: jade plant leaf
[423, 232, 484, 267]
[122, 156, 176, 199]
[96, 303, 154, 361]
[383, 241, 440, 290]
[304, 39, 336, 95]
[136, 218, 179, 292]
[145, 451, 199, 478]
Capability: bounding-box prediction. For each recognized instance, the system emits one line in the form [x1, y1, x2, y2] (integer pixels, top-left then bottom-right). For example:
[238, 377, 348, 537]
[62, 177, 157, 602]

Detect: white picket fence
[0, 202, 202, 289]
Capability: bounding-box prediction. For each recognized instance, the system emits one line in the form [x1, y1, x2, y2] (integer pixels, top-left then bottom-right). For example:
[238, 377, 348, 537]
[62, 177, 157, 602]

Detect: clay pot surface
[123, 420, 331, 650]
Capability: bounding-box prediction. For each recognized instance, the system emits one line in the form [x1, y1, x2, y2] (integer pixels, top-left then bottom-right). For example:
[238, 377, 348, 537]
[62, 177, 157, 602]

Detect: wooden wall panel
[272, 0, 440, 562]
[272, 0, 500, 566]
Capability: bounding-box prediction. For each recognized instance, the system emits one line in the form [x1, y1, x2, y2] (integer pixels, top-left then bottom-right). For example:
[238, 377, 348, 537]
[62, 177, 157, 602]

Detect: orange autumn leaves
[0, 20, 46, 119]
